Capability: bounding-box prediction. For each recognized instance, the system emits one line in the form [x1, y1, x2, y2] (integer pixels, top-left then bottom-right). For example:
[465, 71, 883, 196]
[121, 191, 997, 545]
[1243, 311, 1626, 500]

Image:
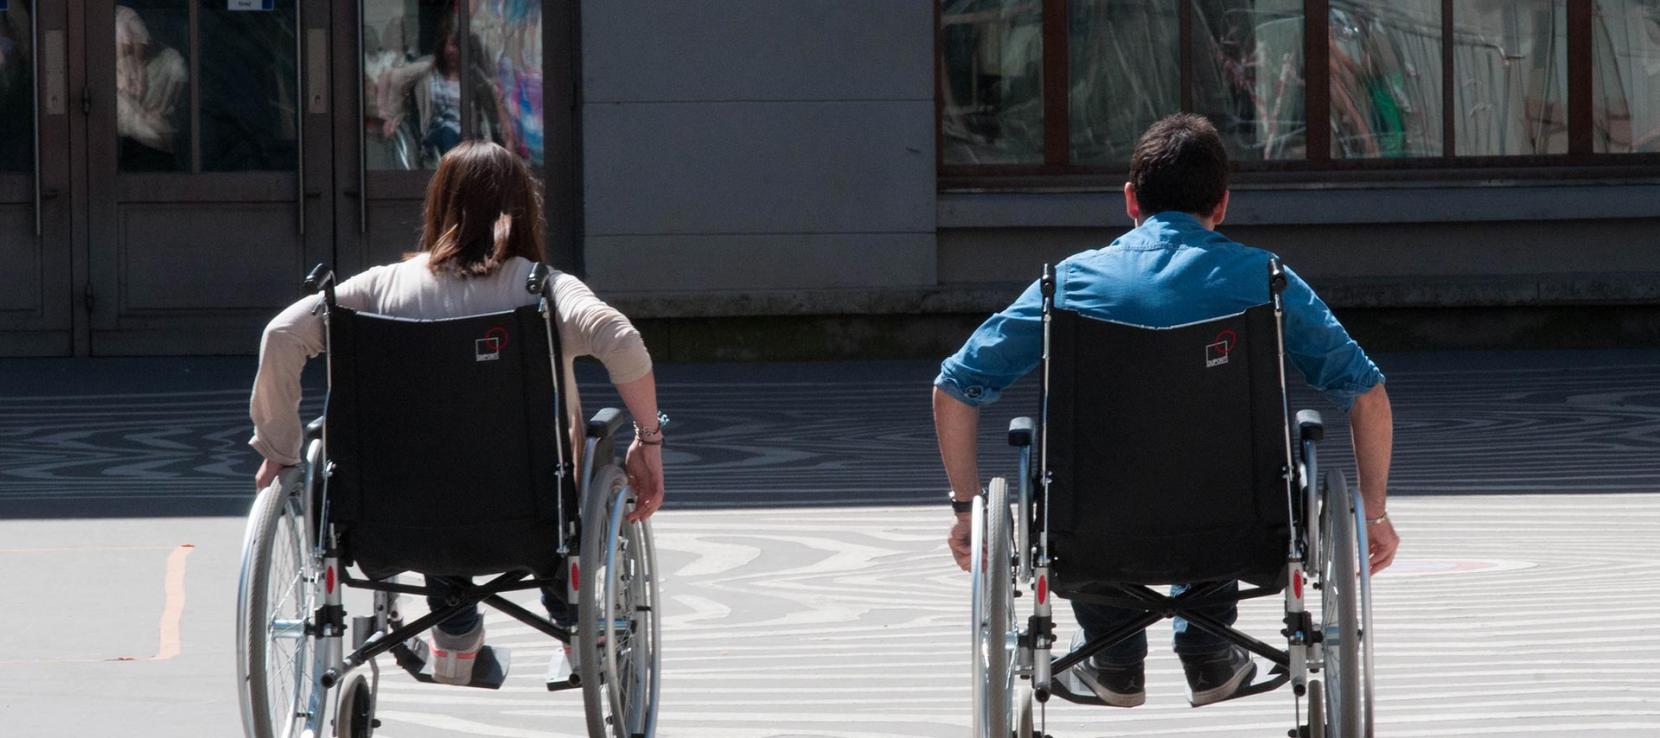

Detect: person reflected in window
[933, 114, 1399, 710]
[115, 5, 187, 171]
[377, 9, 501, 169]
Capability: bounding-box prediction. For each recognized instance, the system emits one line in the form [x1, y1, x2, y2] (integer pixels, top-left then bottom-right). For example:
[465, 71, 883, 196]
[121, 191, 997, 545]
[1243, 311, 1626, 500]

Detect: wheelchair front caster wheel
[333, 673, 376, 738]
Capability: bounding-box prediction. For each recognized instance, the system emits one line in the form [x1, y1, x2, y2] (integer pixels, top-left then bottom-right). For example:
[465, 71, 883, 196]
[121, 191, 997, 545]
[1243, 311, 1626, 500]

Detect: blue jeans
[424, 575, 572, 636]
[1071, 580, 1238, 665]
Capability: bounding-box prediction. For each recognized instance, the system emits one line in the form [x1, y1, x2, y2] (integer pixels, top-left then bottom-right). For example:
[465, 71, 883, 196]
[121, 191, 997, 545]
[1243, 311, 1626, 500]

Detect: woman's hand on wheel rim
[625, 438, 664, 522]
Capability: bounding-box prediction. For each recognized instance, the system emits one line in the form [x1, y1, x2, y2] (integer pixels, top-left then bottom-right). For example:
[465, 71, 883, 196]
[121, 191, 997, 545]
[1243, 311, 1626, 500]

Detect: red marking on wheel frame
[1293, 571, 1303, 600]
[326, 565, 336, 594]
[570, 562, 581, 590]
[1037, 575, 1048, 605]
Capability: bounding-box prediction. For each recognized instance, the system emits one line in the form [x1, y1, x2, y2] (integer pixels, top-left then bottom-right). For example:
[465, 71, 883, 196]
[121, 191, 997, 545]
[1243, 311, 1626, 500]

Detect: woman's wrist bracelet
[1366, 511, 1390, 526]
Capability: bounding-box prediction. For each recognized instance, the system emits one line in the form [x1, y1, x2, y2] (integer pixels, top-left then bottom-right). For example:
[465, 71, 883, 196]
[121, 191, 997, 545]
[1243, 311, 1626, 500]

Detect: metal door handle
[30, 7, 41, 237]
[356, 0, 367, 234]
[295, 0, 306, 236]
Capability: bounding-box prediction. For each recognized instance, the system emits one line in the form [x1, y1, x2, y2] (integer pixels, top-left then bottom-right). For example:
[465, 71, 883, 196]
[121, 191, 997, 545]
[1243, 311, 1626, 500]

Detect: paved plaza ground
[2, 351, 1658, 736]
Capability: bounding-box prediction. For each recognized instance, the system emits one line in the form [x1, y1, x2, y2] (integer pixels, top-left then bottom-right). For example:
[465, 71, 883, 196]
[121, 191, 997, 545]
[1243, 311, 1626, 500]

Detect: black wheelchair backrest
[323, 304, 573, 578]
[1045, 303, 1292, 587]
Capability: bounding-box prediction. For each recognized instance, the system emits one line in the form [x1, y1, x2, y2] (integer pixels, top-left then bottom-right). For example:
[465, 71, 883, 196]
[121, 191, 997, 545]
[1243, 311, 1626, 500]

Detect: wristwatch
[949, 490, 976, 514]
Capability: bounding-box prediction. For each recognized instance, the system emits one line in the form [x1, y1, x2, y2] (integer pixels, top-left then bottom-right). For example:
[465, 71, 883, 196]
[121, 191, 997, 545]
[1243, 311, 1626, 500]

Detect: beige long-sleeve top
[249, 254, 651, 466]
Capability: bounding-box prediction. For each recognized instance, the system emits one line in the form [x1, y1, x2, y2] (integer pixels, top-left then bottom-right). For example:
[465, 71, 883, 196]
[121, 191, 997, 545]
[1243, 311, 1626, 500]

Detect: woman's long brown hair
[419, 141, 545, 278]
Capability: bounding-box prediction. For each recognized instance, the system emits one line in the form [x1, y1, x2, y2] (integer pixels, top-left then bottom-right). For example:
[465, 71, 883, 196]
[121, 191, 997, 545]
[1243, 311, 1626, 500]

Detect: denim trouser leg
[1072, 580, 1239, 664]
[1170, 580, 1238, 659]
[424, 575, 573, 636]
[425, 575, 483, 636]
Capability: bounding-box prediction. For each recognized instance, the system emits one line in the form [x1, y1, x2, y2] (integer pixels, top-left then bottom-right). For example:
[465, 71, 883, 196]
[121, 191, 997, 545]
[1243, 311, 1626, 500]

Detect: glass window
[199, 0, 298, 172]
[1593, 0, 1660, 153]
[1453, 0, 1568, 156]
[471, 0, 541, 166]
[116, 1, 191, 172]
[1330, 0, 1443, 158]
[1070, 0, 1179, 164]
[940, 0, 1045, 165]
[0, 0, 34, 173]
[365, 0, 459, 170]
[1192, 0, 1305, 161]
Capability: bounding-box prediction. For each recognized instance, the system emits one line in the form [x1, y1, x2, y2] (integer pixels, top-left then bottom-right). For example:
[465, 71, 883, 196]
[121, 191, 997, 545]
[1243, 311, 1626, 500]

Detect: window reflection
[1330, 0, 1443, 158]
[0, 0, 33, 173]
[367, 0, 499, 170]
[940, 0, 1045, 165]
[199, 0, 298, 172]
[1453, 0, 1567, 156]
[1593, 0, 1660, 153]
[1070, 0, 1178, 164]
[116, 2, 190, 172]
[1193, 0, 1305, 161]
[472, 0, 541, 166]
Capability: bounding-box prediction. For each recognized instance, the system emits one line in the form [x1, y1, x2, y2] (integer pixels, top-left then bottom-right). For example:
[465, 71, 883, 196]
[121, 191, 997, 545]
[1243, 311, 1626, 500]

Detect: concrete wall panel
[586, 233, 935, 293]
[583, 1, 933, 102]
[584, 101, 935, 236]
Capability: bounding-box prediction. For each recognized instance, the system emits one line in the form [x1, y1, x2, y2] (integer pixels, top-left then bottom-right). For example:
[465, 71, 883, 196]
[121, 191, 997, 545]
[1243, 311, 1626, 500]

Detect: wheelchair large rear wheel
[237, 478, 317, 738]
[1318, 470, 1372, 737]
[973, 478, 1018, 738]
[579, 464, 662, 738]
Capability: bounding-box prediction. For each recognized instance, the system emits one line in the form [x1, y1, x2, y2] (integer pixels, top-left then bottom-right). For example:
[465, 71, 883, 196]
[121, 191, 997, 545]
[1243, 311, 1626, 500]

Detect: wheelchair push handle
[1040, 263, 1056, 299]
[304, 263, 336, 305]
[526, 262, 552, 296]
[1268, 257, 1287, 296]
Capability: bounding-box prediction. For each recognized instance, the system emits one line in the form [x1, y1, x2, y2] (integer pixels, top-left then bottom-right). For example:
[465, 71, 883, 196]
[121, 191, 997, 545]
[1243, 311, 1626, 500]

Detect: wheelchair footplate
[389, 635, 512, 690]
[543, 645, 580, 692]
[1047, 656, 1290, 708]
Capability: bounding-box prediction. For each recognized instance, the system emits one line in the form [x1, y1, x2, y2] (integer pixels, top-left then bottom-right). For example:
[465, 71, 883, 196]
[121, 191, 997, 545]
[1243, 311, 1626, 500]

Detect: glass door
[83, 0, 332, 354]
[0, 0, 72, 355]
[335, 0, 543, 273]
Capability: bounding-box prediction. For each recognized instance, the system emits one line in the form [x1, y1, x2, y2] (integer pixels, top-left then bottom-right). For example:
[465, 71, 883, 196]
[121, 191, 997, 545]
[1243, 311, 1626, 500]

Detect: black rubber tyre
[579, 464, 660, 738]
[1320, 470, 1362, 737]
[1306, 678, 1326, 738]
[984, 478, 1015, 736]
[332, 672, 374, 738]
[237, 479, 315, 738]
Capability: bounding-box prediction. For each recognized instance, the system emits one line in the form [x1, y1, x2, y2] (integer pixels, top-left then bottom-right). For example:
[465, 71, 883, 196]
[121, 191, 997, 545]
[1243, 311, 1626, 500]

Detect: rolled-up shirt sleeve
[248, 294, 327, 466]
[1281, 265, 1385, 412]
[934, 279, 1046, 408]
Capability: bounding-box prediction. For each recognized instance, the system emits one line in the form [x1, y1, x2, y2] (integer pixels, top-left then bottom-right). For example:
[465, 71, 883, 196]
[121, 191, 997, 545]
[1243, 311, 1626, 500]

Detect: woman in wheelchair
[241, 141, 665, 737]
[935, 115, 1398, 737]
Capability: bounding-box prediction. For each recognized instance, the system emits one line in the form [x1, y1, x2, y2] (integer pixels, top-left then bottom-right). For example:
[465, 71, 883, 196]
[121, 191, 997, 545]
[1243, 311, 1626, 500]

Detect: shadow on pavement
[4, 351, 1658, 520]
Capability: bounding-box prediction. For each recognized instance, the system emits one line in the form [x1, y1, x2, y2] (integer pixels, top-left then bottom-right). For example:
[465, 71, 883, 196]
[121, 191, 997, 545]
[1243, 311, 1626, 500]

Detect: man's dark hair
[1128, 113, 1230, 217]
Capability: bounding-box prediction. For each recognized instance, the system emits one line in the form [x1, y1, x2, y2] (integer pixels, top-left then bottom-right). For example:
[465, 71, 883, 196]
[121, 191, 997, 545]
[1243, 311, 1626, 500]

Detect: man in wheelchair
[933, 115, 1398, 731]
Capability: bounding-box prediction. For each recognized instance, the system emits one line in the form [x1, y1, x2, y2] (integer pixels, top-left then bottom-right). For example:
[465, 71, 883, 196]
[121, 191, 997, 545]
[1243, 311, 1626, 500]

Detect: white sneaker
[430, 622, 484, 685]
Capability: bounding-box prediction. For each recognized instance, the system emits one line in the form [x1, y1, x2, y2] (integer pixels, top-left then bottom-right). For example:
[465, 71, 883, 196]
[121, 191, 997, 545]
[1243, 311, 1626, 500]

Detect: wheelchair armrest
[586, 407, 626, 439]
[1296, 409, 1325, 443]
[1008, 417, 1035, 447]
[304, 415, 325, 443]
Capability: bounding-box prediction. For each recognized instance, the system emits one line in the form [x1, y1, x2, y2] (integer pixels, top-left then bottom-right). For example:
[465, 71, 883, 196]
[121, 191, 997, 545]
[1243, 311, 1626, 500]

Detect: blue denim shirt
[936, 211, 1384, 412]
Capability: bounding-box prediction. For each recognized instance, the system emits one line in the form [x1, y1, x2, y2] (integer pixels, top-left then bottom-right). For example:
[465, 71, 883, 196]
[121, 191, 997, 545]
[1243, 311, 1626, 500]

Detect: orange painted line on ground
[151, 544, 195, 661]
[0, 544, 197, 664]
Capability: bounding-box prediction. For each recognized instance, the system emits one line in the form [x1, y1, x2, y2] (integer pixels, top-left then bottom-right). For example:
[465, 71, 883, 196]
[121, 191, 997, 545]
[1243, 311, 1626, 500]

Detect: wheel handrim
[601, 490, 653, 737]
[266, 498, 312, 738]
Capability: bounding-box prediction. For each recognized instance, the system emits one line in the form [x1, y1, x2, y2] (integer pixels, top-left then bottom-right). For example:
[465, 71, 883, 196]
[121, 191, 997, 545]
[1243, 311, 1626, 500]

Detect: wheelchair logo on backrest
[475, 326, 509, 362]
[1205, 329, 1237, 368]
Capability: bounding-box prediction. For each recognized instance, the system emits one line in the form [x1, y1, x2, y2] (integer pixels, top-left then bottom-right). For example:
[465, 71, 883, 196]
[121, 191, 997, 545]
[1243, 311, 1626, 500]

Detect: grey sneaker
[1182, 646, 1256, 706]
[1076, 656, 1146, 708]
[430, 622, 484, 685]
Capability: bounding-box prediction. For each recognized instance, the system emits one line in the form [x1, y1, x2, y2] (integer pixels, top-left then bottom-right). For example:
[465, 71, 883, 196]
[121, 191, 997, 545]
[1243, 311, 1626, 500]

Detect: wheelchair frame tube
[540, 294, 573, 554]
[1032, 265, 1056, 702]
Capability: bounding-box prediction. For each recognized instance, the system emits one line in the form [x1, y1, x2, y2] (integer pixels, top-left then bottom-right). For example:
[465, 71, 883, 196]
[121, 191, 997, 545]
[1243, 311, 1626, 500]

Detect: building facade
[2, 0, 1656, 357]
